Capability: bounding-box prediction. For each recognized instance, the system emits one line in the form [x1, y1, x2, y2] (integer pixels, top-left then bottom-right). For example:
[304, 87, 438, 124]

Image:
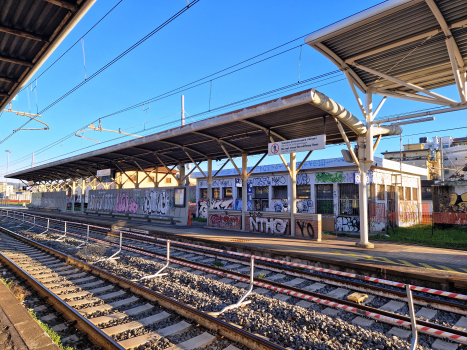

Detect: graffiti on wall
[143, 190, 170, 215]
[297, 200, 314, 213]
[398, 201, 419, 226]
[249, 217, 289, 235]
[296, 220, 316, 239]
[88, 192, 114, 211]
[369, 202, 386, 232]
[296, 172, 310, 185]
[212, 179, 232, 187]
[208, 214, 241, 230]
[336, 216, 360, 232]
[211, 198, 233, 210]
[315, 172, 344, 183]
[272, 199, 289, 212]
[251, 177, 271, 186]
[271, 176, 286, 186]
[442, 192, 467, 212]
[235, 199, 252, 211]
[114, 193, 139, 214]
[198, 199, 209, 218]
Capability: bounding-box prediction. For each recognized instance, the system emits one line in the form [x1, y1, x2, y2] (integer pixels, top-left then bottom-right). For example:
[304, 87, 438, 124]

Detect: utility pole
[441, 139, 445, 182]
[5, 150, 11, 204]
[181, 95, 185, 126]
[31, 152, 34, 168]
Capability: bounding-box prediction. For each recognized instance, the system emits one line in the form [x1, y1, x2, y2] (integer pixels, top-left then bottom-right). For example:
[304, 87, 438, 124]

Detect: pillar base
[356, 242, 374, 249]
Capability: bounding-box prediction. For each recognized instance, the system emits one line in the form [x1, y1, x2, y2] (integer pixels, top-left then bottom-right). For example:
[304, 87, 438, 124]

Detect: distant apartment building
[0, 182, 14, 197]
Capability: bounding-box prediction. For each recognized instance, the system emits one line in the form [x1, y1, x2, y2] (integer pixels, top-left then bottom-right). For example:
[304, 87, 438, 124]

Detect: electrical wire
[0, 0, 200, 144]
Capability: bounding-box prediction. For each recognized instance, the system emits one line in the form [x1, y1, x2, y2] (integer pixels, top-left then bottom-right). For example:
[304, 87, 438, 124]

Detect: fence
[387, 211, 467, 227]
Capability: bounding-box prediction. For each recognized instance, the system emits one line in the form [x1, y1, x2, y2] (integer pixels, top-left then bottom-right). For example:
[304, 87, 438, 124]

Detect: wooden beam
[0, 25, 48, 42]
[0, 76, 15, 84]
[42, 0, 78, 11]
[0, 54, 33, 67]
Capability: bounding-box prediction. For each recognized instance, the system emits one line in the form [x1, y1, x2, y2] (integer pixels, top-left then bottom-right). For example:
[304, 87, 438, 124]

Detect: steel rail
[7, 211, 467, 315]
[0, 225, 286, 350]
[10, 217, 467, 345]
[50, 219, 467, 315]
[0, 249, 124, 350]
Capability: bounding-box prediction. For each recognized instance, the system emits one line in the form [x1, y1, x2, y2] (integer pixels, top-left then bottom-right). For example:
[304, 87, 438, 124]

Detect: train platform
[12, 209, 467, 288]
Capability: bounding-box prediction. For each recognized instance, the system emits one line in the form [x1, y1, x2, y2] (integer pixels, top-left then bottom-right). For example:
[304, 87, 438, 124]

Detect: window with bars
[272, 185, 288, 199]
[200, 188, 207, 199]
[340, 184, 359, 216]
[315, 184, 333, 214]
[253, 186, 269, 199]
[377, 184, 385, 200]
[297, 185, 311, 199]
[412, 188, 418, 201]
[212, 188, 220, 199]
[398, 186, 404, 200]
[223, 187, 233, 198]
[405, 187, 411, 201]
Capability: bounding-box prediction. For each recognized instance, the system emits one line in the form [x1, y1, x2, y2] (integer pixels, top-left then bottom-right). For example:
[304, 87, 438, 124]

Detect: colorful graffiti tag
[114, 193, 139, 214]
[398, 201, 418, 227]
[315, 172, 344, 183]
[297, 200, 314, 213]
[444, 192, 467, 212]
[208, 214, 241, 230]
[248, 217, 289, 235]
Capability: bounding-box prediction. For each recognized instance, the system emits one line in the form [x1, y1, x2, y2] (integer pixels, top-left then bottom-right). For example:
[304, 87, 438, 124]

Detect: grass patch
[257, 273, 266, 279]
[375, 224, 467, 249]
[28, 310, 75, 350]
[211, 261, 225, 268]
[192, 217, 207, 222]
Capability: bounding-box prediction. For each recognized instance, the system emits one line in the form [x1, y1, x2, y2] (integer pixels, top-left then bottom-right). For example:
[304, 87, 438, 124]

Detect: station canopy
[305, 0, 467, 105]
[7, 89, 402, 183]
[0, 0, 96, 110]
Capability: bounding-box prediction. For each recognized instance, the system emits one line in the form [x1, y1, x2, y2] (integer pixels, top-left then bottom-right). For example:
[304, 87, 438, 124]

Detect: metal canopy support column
[207, 158, 212, 213]
[81, 177, 85, 212]
[71, 179, 75, 213]
[290, 152, 297, 236]
[357, 92, 375, 249]
[241, 152, 248, 232]
[179, 163, 185, 186]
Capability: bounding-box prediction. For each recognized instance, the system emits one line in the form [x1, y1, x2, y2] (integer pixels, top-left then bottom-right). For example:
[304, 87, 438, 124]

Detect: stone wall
[30, 192, 67, 212]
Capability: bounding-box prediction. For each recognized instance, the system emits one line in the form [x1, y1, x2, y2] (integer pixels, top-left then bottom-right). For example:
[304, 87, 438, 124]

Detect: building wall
[197, 166, 421, 233]
[433, 184, 467, 213]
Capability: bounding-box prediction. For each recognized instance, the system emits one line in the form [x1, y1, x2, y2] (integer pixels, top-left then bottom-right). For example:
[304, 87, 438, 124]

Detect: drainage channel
[0, 227, 284, 350]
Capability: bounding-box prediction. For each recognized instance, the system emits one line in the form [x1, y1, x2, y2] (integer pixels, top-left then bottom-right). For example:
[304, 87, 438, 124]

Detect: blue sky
[1, 0, 466, 181]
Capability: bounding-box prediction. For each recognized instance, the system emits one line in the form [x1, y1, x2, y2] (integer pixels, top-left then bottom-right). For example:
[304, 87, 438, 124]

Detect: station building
[193, 156, 426, 238]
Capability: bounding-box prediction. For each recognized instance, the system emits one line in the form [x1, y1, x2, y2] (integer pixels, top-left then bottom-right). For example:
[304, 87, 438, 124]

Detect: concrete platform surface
[21, 210, 467, 279]
[0, 280, 60, 350]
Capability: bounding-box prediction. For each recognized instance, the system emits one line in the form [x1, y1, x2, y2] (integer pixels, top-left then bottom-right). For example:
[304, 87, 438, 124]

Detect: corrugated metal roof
[0, 0, 95, 110]
[305, 0, 467, 96]
[6, 89, 402, 182]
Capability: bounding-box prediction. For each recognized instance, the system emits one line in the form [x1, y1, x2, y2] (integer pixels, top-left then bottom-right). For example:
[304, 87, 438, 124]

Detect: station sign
[97, 168, 112, 177]
[268, 135, 326, 156]
[354, 172, 369, 185]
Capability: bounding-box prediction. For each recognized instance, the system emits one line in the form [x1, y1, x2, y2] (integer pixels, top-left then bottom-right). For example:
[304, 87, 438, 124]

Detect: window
[223, 187, 232, 198]
[253, 186, 269, 199]
[200, 188, 207, 199]
[316, 184, 333, 214]
[387, 186, 395, 200]
[367, 184, 374, 199]
[165, 177, 172, 184]
[272, 185, 287, 199]
[405, 187, 411, 201]
[237, 187, 243, 199]
[340, 184, 359, 216]
[377, 184, 385, 200]
[212, 188, 220, 199]
[297, 185, 310, 199]
[412, 188, 418, 201]
[398, 186, 404, 200]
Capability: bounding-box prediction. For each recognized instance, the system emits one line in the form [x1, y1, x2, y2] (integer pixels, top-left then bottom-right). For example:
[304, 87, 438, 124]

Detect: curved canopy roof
[0, 0, 96, 110]
[7, 89, 401, 182]
[305, 0, 467, 105]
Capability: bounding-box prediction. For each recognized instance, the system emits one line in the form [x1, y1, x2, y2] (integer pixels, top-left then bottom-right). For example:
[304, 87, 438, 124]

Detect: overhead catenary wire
[1, 0, 200, 144]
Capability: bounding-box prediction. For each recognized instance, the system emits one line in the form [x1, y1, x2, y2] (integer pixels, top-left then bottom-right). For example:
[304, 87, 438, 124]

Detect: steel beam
[42, 0, 78, 11]
[218, 143, 241, 176]
[240, 120, 287, 141]
[0, 54, 33, 67]
[0, 25, 48, 42]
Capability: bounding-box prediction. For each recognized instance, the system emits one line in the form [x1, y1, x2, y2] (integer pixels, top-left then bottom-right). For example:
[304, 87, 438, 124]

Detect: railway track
[0, 224, 284, 350]
[2, 210, 467, 349]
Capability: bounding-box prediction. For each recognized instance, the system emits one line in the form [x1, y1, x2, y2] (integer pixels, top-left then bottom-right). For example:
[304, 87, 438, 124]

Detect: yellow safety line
[398, 260, 418, 267]
[419, 263, 437, 270]
[379, 257, 399, 265]
[438, 265, 458, 272]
